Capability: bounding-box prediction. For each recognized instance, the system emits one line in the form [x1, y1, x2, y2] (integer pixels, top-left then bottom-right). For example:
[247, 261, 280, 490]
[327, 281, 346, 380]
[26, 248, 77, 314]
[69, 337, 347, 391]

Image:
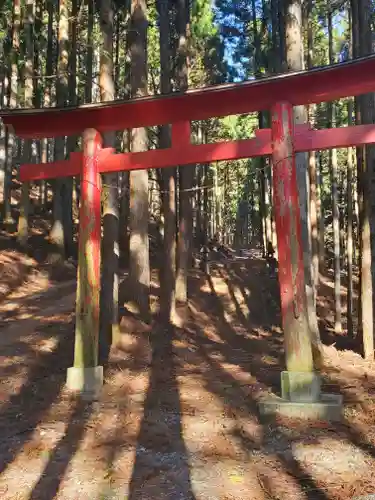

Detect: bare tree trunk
[285, 0, 322, 366]
[328, 12, 342, 334]
[0, 36, 7, 220]
[50, 0, 70, 262]
[17, 0, 34, 247]
[158, 0, 177, 324]
[128, 0, 150, 321]
[40, 0, 54, 211]
[347, 98, 354, 338]
[175, 0, 193, 304]
[99, 0, 120, 350]
[86, 0, 94, 104]
[4, 0, 22, 225]
[307, 0, 319, 299]
[351, 0, 374, 359]
[112, 14, 121, 97]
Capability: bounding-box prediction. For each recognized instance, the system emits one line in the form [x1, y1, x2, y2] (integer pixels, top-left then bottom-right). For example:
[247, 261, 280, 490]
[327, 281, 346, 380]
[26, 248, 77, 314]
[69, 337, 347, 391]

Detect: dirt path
[0, 254, 375, 499]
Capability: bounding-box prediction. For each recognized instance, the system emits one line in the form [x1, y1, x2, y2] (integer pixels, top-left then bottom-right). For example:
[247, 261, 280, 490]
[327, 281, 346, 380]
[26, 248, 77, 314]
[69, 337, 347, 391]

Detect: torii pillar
[259, 102, 343, 420]
[66, 129, 104, 395]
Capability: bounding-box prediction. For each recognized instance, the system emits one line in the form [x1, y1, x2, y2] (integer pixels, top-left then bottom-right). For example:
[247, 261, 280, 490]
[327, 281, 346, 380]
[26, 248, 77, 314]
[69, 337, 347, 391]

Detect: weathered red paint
[2, 55, 375, 139]
[7, 55, 375, 379]
[73, 128, 102, 368]
[19, 122, 375, 182]
[271, 102, 313, 371]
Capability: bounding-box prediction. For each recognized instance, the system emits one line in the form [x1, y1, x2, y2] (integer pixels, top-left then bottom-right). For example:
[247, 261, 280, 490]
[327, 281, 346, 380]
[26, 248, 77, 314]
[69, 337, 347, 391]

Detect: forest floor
[1, 236, 375, 499]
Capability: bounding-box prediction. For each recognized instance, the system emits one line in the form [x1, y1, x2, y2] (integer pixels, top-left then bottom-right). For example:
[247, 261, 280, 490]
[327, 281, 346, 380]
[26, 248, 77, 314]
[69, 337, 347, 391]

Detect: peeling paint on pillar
[73, 128, 102, 368]
[271, 102, 314, 373]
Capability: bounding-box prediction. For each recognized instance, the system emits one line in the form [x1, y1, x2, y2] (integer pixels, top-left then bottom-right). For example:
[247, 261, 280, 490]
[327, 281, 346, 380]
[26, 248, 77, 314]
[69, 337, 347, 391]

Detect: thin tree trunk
[114, 13, 121, 96]
[50, 0, 70, 262]
[4, 0, 21, 225]
[0, 38, 6, 220]
[158, 0, 176, 324]
[351, 0, 374, 359]
[41, 0, 54, 211]
[99, 0, 120, 350]
[328, 12, 341, 334]
[64, 0, 79, 255]
[86, 0, 94, 103]
[317, 152, 325, 268]
[347, 98, 354, 338]
[17, 0, 34, 247]
[128, 0, 150, 321]
[34, 0, 44, 207]
[285, 0, 322, 366]
[175, 0, 193, 304]
[307, 0, 319, 299]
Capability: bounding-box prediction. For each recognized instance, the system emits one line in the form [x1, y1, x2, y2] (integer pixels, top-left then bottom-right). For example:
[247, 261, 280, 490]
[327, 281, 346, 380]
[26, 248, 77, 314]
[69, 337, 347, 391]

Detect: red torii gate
[2, 55, 375, 416]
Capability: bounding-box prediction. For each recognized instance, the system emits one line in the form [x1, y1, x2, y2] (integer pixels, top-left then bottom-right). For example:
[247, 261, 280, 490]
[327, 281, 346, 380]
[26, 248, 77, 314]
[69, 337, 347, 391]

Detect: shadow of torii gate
[2, 55, 375, 419]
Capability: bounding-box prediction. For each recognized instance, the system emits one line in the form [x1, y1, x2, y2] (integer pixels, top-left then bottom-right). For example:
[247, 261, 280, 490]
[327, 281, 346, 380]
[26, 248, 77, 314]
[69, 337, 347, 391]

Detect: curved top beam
[2, 55, 375, 139]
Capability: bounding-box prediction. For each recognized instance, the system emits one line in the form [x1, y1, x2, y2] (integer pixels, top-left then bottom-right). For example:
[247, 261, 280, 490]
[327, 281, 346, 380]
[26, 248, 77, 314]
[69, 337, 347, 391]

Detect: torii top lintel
[2, 55, 375, 140]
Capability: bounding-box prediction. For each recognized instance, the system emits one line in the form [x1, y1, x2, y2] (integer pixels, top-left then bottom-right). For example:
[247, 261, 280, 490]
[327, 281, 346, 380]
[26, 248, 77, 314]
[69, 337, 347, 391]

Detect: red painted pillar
[271, 102, 314, 373]
[73, 128, 102, 369]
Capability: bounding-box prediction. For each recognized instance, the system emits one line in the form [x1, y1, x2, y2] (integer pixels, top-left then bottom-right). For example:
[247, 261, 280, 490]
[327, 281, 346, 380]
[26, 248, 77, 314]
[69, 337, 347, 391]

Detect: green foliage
[0, 0, 365, 245]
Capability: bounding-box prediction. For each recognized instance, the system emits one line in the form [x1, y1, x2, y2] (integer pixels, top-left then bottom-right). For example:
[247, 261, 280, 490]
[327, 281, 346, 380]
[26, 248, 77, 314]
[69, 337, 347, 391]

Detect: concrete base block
[258, 393, 343, 421]
[66, 366, 103, 396]
[281, 370, 321, 402]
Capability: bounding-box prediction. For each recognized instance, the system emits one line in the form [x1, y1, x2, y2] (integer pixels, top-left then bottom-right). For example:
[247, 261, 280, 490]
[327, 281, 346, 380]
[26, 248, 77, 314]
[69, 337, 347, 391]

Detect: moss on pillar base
[66, 366, 103, 396]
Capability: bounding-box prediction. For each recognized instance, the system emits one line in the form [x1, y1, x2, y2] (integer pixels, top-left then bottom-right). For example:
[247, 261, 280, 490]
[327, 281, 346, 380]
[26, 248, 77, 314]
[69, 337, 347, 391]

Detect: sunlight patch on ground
[292, 437, 370, 481]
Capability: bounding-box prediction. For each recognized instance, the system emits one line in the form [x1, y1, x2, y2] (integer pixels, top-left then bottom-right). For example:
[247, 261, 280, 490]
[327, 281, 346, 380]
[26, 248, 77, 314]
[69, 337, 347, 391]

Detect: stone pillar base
[281, 371, 322, 402]
[258, 393, 343, 421]
[66, 366, 103, 396]
[258, 370, 343, 421]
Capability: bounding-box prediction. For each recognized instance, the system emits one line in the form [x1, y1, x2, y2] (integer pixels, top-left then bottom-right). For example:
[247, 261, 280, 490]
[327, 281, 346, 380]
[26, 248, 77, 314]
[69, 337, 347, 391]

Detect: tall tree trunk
[195, 164, 203, 247]
[158, 0, 177, 324]
[0, 61, 5, 220]
[63, 0, 79, 255]
[114, 13, 121, 96]
[271, 0, 280, 72]
[50, 0, 70, 262]
[307, 0, 319, 299]
[285, 0, 322, 365]
[214, 160, 221, 239]
[347, 99, 354, 337]
[346, 7, 354, 338]
[17, 0, 34, 247]
[175, 0, 193, 304]
[99, 0, 120, 350]
[128, 0, 150, 321]
[328, 12, 341, 334]
[351, 0, 374, 359]
[69, 0, 80, 222]
[260, 113, 272, 250]
[40, 0, 54, 210]
[0, 32, 7, 221]
[33, 0, 44, 207]
[4, 0, 21, 225]
[86, 0, 94, 103]
[317, 152, 325, 268]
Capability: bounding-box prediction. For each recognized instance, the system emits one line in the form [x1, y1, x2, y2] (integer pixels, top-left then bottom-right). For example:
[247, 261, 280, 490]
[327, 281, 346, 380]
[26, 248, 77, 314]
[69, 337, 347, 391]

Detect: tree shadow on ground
[28, 399, 94, 500]
[128, 324, 196, 499]
[181, 261, 375, 498]
[0, 318, 74, 476]
[2, 254, 375, 499]
[0, 279, 75, 328]
[177, 323, 331, 499]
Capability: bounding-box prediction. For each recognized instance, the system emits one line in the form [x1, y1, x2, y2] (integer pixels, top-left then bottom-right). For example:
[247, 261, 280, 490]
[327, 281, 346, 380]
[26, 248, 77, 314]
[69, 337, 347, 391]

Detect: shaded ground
[0, 248, 375, 499]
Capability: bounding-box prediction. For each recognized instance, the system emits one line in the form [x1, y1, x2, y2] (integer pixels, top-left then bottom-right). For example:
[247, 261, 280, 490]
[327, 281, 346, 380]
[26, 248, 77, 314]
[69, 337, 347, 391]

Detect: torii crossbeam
[1, 55, 374, 417]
